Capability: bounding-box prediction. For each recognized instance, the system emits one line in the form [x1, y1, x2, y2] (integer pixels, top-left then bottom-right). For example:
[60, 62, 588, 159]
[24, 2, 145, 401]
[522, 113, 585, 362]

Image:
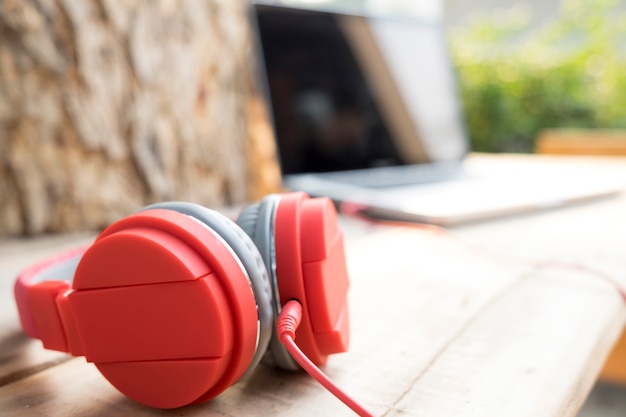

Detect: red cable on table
[278, 300, 375, 417]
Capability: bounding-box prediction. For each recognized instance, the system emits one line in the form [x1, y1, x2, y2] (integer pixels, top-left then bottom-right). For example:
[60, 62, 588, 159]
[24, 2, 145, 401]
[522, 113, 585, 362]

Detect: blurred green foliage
[450, 0, 626, 152]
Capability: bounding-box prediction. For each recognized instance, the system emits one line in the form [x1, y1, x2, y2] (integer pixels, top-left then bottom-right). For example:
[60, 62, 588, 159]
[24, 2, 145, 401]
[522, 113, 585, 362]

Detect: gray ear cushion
[236, 202, 262, 243]
[236, 195, 299, 371]
[141, 202, 274, 377]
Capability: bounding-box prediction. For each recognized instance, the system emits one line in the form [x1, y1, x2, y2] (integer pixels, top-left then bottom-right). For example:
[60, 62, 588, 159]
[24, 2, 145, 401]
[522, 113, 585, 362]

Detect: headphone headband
[14, 247, 87, 350]
[13, 192, 351, 409]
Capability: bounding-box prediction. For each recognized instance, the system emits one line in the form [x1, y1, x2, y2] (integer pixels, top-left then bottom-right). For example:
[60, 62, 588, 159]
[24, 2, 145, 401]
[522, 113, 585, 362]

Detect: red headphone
[14, 192, 350, 409]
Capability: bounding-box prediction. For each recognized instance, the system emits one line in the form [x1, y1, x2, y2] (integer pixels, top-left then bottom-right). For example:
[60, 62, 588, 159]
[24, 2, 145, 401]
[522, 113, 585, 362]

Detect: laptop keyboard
[313, 162, 465, 188]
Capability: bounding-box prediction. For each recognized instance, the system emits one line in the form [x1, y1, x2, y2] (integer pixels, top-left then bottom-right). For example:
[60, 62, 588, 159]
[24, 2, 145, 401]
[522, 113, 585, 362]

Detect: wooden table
[1, 155, 626, 416]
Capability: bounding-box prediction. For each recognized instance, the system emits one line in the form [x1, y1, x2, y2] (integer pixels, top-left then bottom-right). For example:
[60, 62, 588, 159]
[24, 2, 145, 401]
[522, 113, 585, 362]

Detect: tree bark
[0, 0, 280, 235]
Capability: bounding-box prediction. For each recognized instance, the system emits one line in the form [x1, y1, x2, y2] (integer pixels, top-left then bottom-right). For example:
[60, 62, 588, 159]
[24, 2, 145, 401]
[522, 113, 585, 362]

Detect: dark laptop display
[253, 3, 468, 180]
[251, 3, 622, 225]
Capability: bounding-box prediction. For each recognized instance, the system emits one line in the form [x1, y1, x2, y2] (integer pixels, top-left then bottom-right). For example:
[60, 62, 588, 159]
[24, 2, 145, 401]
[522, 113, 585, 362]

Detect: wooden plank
[387, 267, 625, 417]
[0, 226, 623, 416]
[451, 164, 626, 394]
[600, 331, 626, 384]
[533, 136, 626, 386]
[535, 129, 626, 156]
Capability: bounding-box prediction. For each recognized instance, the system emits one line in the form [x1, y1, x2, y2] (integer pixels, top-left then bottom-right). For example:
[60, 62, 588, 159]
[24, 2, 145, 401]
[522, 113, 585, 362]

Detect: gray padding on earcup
[237, 202, 262, 242]
[236, 195, 299, 371]
[142, 202, 274, 377]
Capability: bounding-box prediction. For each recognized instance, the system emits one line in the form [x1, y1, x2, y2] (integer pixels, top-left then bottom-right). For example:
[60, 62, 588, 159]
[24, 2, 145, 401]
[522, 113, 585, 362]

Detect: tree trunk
[0, 0, 280, 235]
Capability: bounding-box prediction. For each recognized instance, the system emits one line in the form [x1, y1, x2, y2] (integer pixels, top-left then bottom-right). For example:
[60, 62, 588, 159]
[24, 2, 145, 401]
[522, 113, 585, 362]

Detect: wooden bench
[1, 154, 625, 416]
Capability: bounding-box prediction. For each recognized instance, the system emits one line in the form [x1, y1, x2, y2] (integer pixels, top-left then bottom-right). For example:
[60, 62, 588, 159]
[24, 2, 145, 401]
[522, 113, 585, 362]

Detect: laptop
[250, 2, 623, 225]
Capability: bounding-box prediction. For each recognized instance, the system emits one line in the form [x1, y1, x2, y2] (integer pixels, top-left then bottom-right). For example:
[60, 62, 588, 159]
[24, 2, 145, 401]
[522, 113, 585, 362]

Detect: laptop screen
[253, 4, 468, 176]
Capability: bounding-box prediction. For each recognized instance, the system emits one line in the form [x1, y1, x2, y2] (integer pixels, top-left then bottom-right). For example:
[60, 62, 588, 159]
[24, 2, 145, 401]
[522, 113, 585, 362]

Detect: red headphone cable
[278, 300, 375, 417]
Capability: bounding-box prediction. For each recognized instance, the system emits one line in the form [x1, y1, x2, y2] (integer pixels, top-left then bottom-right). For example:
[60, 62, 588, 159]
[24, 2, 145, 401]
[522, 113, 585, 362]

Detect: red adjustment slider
[26, 280, 72, 352]
[14, 248, 87, 353]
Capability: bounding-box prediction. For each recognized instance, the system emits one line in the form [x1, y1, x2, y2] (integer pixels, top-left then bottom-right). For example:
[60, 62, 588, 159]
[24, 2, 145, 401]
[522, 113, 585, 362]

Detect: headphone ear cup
[240, 192, 351, 368]
[273, 192, 351, 365]
[237, 195, 299, 370]
[70, 208, 261, 408]
[143, 202, 275, 379]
